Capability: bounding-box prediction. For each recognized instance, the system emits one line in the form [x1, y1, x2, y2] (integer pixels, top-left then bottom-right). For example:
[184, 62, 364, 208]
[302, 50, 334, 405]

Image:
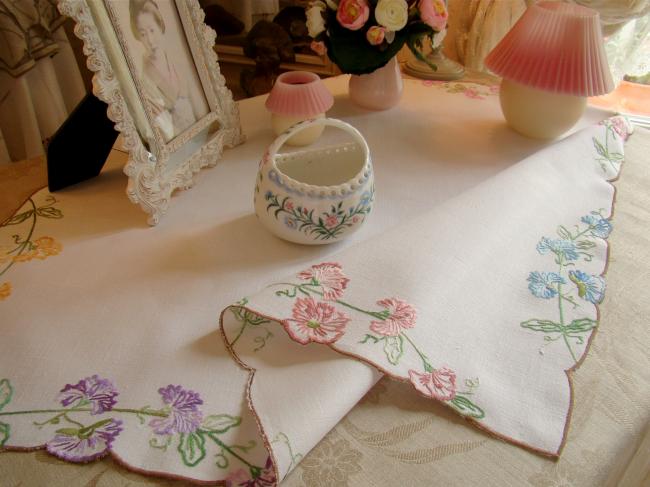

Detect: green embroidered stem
[274, 283, 388, 320]
[0, 407, 167, 418]
[0, 199, 37, 278]
[557, 259, 578, 363]
[205, 431, 260, 476]
[402, 332, 433, 372]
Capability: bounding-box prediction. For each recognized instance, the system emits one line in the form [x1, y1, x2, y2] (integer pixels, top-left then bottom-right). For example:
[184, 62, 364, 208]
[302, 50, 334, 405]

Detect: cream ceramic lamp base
[271, 113, 325, 146]
[499, 79, 587, 139]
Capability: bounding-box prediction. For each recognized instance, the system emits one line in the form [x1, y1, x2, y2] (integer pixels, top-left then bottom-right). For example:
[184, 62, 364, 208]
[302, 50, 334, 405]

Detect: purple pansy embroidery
[59, 375, 118, 414]
[0, 376, 265, 473]
[46, 418, 123, 462]
[149, 384, 203, 435]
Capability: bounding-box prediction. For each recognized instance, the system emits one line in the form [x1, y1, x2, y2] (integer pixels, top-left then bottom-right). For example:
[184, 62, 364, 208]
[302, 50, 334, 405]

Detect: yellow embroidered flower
[0, 282, 11, 300]
[13, 236, 62, 262]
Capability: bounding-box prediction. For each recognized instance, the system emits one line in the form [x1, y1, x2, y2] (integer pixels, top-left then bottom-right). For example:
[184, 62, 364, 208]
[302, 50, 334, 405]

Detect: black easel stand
[46, 94, 119, 191]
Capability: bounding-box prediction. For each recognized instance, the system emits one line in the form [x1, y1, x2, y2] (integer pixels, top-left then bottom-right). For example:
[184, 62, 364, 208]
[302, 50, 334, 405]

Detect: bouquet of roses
[306, 0, 448, 75]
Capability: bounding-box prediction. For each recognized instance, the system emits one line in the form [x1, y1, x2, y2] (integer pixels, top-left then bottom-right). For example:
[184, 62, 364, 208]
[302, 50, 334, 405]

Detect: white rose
[306, 1, 327, 37]
[431, 28, 446, 49]
[375, 0, 408, 32]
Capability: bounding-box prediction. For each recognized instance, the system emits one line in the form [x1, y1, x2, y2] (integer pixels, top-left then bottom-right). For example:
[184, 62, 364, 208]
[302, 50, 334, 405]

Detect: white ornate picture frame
[58, 0, 244, 225]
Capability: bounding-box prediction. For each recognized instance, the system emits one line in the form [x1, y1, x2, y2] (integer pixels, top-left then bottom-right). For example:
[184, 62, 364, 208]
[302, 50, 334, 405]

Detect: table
[1, 77, 649, 486]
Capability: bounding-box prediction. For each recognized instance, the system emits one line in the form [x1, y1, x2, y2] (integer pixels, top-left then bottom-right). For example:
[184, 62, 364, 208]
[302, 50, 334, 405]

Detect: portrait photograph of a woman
[108, 0, 210, 142]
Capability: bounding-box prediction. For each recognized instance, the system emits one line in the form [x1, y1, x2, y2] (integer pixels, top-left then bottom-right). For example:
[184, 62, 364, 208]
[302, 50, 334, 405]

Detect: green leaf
[592, 137, 607, 157]
[450, 396, 485, 419]
[2, 210, 33, 227]
[201, 414, 241, 434]
[575, 240, 596, 249]
[54, 428, 80, 436]
[178, 431, 206, 467]
[565, 318, 597, 334]
[0, 379, 12, 411]
[521, 319, 563, 334]
[0, 421, 9, 446]
[383, 336, 404, 365]
[557, 225, 572, 239]
[36, 207, 63, 219]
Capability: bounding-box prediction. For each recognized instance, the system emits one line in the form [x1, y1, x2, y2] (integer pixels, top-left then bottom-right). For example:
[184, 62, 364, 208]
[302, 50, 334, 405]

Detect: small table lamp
[485, 2, 614, 139]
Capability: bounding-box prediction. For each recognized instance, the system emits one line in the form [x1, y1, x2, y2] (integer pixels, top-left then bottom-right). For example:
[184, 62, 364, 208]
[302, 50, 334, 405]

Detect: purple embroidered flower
[149, 385, 203, 435]
[59, 375, 118, 415]
[46, 418, 122, 462]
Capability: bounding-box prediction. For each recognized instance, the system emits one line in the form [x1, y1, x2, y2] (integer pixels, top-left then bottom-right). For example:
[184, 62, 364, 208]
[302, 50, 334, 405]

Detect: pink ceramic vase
[266, 71, 334, 145]
[348, 57, 403, 110]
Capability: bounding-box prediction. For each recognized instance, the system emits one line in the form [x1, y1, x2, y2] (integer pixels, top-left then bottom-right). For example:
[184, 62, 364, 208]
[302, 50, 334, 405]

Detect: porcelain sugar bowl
[254, 118, 374, 245]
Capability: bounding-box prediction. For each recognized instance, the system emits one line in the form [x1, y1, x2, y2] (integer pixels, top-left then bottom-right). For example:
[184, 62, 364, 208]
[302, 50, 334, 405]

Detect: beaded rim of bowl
[265, 118, 372, 199]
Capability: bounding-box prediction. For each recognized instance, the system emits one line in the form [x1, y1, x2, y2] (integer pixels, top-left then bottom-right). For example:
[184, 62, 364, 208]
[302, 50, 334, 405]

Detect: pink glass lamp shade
[485, 2, 614, 139]
[266, 71, 334, 146]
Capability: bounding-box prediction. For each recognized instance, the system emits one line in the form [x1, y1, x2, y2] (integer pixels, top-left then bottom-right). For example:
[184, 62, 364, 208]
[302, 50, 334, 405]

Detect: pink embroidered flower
[226, 456, 276, 486]
[609, 117, 630, 141]
[366, 26, 386, 46]
[408, 368, 456, 401]
[418, 0, 448, 31]
[464, 87, 484, 100]
[488, 84, 499, 95]
[285, 201, 294, 211]
[370, 298, 417, 336]
[325, 215, 339, 228]
[352, 216, 359, 224]
[336, 0, 369, 31]
[284, 297, 350, 344]
[310, 40, 327, 56]
[298, 262, 349, 300]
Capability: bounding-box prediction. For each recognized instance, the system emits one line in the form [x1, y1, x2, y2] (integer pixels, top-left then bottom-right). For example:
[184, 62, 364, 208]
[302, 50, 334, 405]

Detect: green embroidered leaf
[178, 431, 206, 467]
[0, 379, 12, 411]
[450, 396, 485, 419]
[557, 225, 572, 240]
[201, 414, 241, 434]
[565, 318, 597, 334]
[521, 319, 563, 334]
[383, 336, 404, 365]
[592, 137, 607, 157]
[0, 421, 9, 446]
[2, 210, 33, 227]
[575, 240, 596, 250]
[36, 207, 63, 219]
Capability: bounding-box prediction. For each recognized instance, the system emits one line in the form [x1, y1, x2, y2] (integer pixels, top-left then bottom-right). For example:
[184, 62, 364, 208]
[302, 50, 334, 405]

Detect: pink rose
[337, 0, 370, 31]
[310, 40, 327, 56]
[366, 26, 386, 46]
[325, 215, 339, 228]
[418, 0, 448, 31]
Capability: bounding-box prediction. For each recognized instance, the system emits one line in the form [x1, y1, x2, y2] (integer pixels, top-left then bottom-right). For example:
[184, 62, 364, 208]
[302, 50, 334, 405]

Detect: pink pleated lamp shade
[485, 2, 614, 97]
[265, 71, 334, 118]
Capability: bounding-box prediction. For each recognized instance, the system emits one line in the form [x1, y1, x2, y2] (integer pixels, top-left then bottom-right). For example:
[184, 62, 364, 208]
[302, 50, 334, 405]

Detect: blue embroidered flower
[527, 271, 565, 299]
[264, 191, 273, 201]
[569, 270, 606, 304]
[581, 215, 612, 238]
[284, 216, 297, 229]
[360, 191, 372, 206]
[536, 237, 579, 261]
